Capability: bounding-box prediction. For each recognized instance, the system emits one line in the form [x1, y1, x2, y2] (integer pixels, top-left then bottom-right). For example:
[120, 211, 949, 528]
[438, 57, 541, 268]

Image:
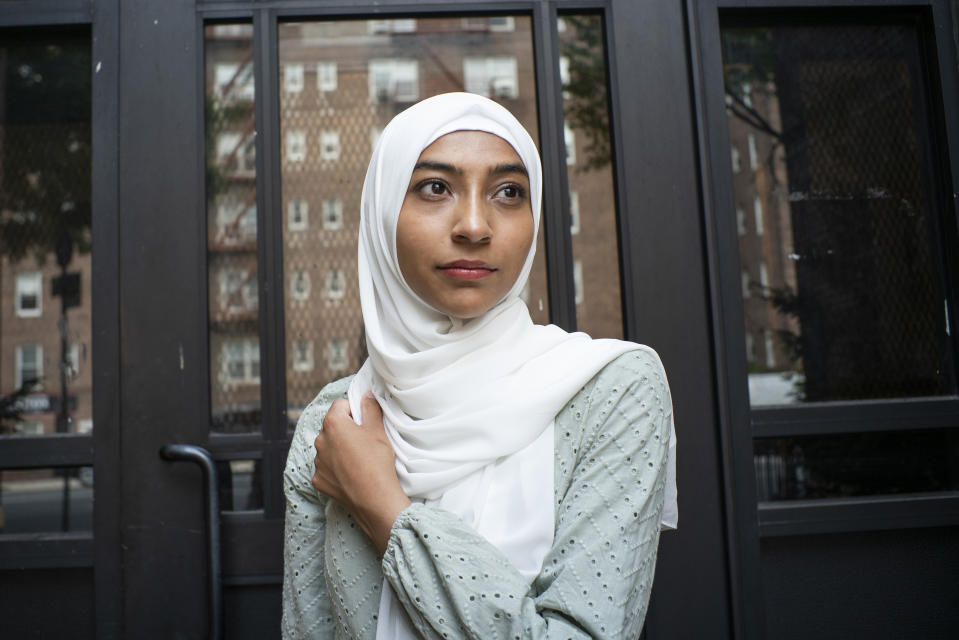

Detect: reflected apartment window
[558, 55, 571, 94]
[291, 269, 311, 301]
[461, 17, 489, 31]
[317, 61, 337, 92]
[223, 338, 260, 383]
[16, 272, 42, 317]
[288, 199, 308, 231]
[216, 132, 255, 174]
[564, 124, 576, 165]
[573, 259, 584, 305]
[741, 81, 753, 108]
[391, 19, 416, 33]
[463, 57, 518, 99]
[217, 203, 257, 243]
[489, 16, 515, 32]
[753, 196, 764, 235]
[284, 63, 304, 93]
[745, 331, 756, 364]
[368, 20, 390, 34]
[460, 16, 515, 32]
[741, 270, 751, 298]
[292, 339, 314, 372]
[569, 191, 581, 235]
[368, 19, 416, 34]
[15, 422, 43, 436]
[220, 267, 258, 313]
[736, 206, 747, 236]
[731, 145, 741, 173]
[214, 62, 255, 102]
[322, 198, 343, 230]
[325, 268, 346, 300]
[747, 132, 758, 170]
[320, 130, 340, 161]
[15, 344, 43, 390]
[327, 339, 348, 372]
[286, 130, 307, 163]
[239, 205, 257, 240]
[369, 59, 419, 103]
[764, 329, 776, 369]
[68, 343, 82, 379]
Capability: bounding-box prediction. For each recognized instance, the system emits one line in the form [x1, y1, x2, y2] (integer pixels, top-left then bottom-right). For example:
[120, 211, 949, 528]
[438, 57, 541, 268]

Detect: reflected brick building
[205, 17, 620, 430]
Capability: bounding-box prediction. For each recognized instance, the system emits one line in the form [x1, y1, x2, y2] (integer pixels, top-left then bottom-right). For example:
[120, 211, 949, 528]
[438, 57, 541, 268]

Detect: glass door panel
[720, 20, 955, 406]
[0, 28, 93, 534]
[0, 30, 93, 439]
[558, 14, 624, 339]
[205, 23, 261, 434]
[719, 14, 959, 503]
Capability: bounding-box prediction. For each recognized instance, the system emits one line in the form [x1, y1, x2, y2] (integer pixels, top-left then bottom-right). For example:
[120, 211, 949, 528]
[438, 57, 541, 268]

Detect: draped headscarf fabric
[345, 93, 677, 638]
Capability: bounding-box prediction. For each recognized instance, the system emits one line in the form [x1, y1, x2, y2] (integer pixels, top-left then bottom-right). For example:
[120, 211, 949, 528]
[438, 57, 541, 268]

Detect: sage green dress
[282, 349, 672, 639]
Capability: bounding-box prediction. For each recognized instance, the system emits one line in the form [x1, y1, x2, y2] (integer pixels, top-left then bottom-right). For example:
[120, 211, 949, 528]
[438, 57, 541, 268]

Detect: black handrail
[159, 444, 222, 640]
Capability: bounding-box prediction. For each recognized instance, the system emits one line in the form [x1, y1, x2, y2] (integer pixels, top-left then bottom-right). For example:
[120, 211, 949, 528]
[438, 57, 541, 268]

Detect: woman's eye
[496, 184, 525, 200]
[417, 180, 448, 197]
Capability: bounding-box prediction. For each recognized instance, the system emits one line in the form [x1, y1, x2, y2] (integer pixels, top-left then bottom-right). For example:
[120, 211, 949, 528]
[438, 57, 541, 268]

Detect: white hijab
[346, 93, 677, 638]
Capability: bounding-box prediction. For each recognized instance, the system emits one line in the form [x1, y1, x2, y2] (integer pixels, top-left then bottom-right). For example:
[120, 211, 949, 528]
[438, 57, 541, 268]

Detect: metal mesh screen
[722, 21, 954, 405]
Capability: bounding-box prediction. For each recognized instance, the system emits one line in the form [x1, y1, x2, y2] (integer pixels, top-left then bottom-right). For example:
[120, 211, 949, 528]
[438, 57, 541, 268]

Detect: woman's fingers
[360, 392, 384, 430]
[309, 393, 409, 553]
[323, 398, 352, 427]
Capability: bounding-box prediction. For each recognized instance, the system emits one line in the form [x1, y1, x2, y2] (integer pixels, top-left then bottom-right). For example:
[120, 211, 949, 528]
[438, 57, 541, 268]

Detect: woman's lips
[438, 260, 497, 280]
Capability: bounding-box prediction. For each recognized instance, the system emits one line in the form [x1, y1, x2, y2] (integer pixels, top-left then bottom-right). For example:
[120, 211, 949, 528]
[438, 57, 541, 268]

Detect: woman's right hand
[312, 393, 412, 555]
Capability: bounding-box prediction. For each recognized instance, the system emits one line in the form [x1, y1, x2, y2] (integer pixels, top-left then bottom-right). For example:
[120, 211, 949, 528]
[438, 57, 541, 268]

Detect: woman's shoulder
[583, 345, 669, 399]
[557, 346, 670, 444]
[307, 375, 354, 414]
[295, 375, 353, 433]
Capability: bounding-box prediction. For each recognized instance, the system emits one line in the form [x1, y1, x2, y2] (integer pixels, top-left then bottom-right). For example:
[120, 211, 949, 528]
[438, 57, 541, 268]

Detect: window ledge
[757, 491, 959, 537]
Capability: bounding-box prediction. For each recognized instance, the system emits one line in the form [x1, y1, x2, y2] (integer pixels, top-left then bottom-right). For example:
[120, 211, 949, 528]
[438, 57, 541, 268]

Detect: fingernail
[364, 391, 375, 399]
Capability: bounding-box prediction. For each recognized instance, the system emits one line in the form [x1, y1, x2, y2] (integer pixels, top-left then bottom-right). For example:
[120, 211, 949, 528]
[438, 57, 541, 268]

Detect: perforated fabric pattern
[282, 349, 672, 639]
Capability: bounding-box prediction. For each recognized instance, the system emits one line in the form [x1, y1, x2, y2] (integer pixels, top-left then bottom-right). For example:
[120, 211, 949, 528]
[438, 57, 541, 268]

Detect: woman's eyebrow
[413, 160, 461, 174]
[489, 163, 528, 178]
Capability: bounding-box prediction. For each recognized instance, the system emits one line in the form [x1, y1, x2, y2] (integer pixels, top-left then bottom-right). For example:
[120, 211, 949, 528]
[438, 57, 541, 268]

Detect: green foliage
[0, 34, 92, 265]
[560, 15, 611, 172]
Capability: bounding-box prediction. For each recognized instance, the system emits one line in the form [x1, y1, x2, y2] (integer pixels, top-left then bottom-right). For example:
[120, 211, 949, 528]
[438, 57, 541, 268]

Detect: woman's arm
[311, 394, 411, 554]
[281, 378, 351, 640]
[381, 349, 673, 639]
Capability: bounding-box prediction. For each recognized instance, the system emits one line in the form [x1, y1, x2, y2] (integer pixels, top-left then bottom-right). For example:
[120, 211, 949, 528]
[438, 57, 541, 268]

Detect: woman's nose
[451, 193, 492, 243]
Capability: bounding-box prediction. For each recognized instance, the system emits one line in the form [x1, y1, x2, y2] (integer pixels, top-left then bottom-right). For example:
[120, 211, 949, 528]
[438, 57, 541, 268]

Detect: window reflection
[217, 459, 263, 511]
[0, 29, 93, 439]
[558, 14, 624, 339]
[754, 429, 959, 501]
[278, 16, 548, 428]
[0, 467, 93, 533]
[721, 21, 955, 405]
[205, 23, 261, 433]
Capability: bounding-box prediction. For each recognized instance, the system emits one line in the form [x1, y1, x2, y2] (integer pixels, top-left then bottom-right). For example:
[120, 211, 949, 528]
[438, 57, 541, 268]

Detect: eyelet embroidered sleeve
[379, 349, 673, 639]
[281, 376, 352, 640]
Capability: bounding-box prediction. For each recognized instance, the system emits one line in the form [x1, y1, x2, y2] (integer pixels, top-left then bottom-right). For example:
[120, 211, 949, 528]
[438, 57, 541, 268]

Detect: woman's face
[396, 130, 534, 319]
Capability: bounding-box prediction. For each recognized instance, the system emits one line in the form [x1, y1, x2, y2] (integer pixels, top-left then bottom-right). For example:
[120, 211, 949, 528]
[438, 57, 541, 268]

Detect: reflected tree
[559, 15, 610, 171]
[0, 36, 91, 264]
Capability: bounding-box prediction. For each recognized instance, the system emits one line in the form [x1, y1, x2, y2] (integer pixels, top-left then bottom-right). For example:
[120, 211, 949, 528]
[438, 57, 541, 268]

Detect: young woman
[282, 92, 676, 639]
